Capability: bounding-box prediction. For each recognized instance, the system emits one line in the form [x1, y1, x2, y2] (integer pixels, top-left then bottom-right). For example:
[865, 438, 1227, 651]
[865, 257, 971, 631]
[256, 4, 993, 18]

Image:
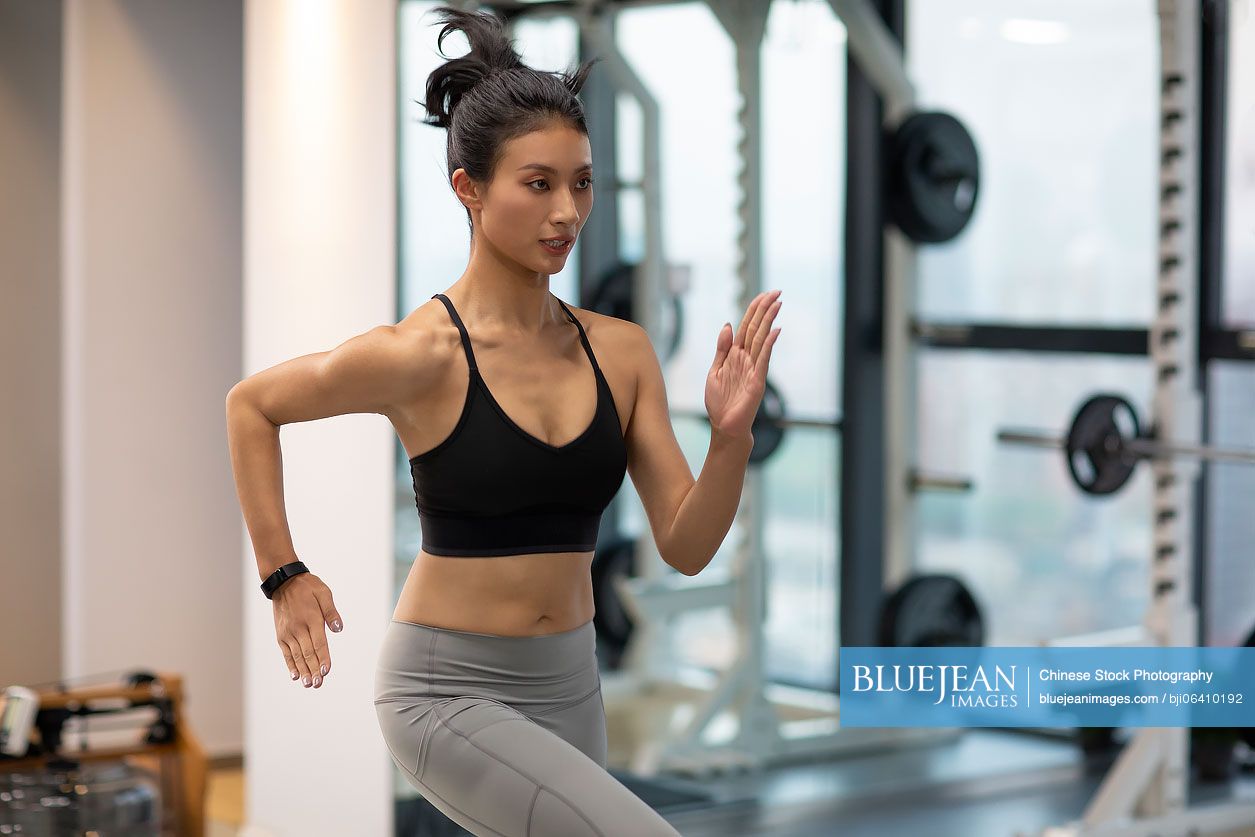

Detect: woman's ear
[451, 168, 483, 211]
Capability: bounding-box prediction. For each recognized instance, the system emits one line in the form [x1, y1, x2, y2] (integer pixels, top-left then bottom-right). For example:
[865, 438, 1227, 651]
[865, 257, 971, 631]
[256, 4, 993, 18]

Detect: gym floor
[206, 729, 1255, 836]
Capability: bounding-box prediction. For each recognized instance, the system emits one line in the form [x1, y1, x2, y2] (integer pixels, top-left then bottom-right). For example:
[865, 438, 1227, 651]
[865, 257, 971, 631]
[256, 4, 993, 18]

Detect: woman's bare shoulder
[392, 297, 461, 386]
[561, 300, 634, 344]
[561, 301, 646, 391]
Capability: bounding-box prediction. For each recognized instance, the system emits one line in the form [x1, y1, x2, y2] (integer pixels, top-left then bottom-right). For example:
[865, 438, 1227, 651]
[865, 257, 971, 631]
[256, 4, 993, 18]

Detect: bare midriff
[391, 548, 597, 637]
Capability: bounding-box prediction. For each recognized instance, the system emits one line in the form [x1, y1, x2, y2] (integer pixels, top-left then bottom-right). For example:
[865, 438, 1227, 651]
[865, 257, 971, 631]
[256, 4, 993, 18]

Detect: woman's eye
[528, 178, 594, 190]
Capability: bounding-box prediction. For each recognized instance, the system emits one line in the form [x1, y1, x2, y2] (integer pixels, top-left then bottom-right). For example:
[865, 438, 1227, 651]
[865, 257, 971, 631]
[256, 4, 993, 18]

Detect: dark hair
[420, 5, 602, 237]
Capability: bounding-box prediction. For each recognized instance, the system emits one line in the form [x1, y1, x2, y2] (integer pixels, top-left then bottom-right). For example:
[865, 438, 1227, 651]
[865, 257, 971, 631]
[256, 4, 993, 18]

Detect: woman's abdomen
[392, 549, 595, 637]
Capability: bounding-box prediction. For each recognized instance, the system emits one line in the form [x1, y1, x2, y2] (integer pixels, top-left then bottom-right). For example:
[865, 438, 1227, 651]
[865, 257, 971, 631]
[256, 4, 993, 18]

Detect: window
[906, 1, 1161, 645]
[915, 351, 1153, 644]
[1225, 0, 1255, 327]
[615, 0, 845, 688]
[1205, 361, 1255, 645]
[906, 1, 1159, 326]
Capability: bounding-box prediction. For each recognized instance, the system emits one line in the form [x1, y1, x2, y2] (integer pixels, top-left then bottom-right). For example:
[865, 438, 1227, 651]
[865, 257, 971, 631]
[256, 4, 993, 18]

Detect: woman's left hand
[705, 289, 783, 439]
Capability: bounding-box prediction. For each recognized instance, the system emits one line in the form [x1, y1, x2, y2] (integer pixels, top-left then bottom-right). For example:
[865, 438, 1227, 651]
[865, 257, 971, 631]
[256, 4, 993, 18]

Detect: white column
[243, 1, 397, 834]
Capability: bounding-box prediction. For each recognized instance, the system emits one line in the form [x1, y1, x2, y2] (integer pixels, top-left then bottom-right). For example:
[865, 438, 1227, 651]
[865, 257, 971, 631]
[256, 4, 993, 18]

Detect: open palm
[705, 289, 783, 439]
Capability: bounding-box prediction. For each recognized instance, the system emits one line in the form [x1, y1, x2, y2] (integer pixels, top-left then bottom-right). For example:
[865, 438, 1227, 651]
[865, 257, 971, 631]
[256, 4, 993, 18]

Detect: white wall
[59, 0, 244, 753]
[0, 0, 63, 689]
[4, 1, 399, 830]
[243, 1, 397, 834]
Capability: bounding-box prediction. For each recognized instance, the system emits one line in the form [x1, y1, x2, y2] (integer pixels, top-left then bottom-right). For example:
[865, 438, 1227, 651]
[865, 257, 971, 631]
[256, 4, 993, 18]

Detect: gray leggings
[373, 617, 682, 836]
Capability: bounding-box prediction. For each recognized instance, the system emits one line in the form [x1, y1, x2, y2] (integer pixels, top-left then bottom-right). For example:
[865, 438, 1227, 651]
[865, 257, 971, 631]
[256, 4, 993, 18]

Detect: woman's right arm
[225, 324, 425, 583]
[224, 324, 430, 689]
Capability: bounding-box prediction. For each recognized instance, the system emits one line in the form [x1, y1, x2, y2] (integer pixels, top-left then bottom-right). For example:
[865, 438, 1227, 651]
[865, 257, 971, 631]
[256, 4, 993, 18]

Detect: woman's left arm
[623, 290, 782, 576]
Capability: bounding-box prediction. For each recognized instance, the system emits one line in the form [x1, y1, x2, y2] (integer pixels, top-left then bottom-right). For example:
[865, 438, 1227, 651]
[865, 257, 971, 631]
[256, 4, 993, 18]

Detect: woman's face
[456, 123, 594, 275]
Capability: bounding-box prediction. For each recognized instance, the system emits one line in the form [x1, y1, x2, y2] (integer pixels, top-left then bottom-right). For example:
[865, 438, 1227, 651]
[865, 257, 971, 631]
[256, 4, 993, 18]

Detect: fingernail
[321, 664, 328, 677]
[303, 676, 311, 687]
[291, 671, 299, 681]
[314, 676, 321, 687]
[332, 619, 342, 632]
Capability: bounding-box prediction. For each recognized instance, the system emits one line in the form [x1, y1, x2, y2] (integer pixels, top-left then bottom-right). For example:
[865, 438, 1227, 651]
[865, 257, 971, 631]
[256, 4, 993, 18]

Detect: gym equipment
[877, 574, 985, 648]
[848, 0, 1255, 829]
[672, 378, 825, 465]
[0, 671, 207, 835]
[1242, 622, 1255, 752]
[586, 0, 961, 779]
[998, 392, 1255, 495]
[886, 111, 980, 243]
[747, 379, 786, 463]
[591, 536, 638, 668]
[672, 379, 976, 480]
[1031, 2, 1255, 833]
[0, 758, 161, 836]
[589, 260, 686, 364]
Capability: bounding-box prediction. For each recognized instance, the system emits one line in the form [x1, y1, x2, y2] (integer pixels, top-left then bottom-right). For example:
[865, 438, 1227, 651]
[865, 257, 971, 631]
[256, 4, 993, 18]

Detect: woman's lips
[540, 239, 572, 255]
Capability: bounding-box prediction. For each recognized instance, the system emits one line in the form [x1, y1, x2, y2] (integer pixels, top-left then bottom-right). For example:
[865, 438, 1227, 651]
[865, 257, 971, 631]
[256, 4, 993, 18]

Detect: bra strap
[555, 298, 605, 380]
[431, 293, 478, 371]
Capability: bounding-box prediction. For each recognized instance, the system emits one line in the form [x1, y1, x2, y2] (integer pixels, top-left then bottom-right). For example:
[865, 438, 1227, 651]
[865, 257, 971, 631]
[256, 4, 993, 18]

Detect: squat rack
[464, 1, 1255, 831]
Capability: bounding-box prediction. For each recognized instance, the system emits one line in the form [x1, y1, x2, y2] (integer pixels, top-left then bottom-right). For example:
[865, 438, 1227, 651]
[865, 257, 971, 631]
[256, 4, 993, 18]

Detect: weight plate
[1065, 394, 1141, 495]
[591, 537, 636, 668]
[749, 378, 786, 464]
[878, 573, 985, 647]
[590, 260, 684, 363]
[887, 111, 981, 244]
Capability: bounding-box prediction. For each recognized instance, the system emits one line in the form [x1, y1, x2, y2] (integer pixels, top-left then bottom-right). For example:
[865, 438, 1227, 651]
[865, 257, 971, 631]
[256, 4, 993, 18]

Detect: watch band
[261, 561, 309, 600]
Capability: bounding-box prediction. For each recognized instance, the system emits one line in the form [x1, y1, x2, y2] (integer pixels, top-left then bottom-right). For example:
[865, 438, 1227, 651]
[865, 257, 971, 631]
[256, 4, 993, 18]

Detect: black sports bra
[409, 293, 628, 557]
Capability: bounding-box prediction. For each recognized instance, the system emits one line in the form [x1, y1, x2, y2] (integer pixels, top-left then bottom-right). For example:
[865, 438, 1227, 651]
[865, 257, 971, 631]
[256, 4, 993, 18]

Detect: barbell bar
[998, 430, 1255, 466]
[997, 392, 1255, 496]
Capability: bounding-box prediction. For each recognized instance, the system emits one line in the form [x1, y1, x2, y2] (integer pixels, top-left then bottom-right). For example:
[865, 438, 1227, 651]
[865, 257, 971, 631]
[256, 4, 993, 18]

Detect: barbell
[672, 380, 973, 494]
[670, 379, 841, 463]
[997, 392, 1255, 495]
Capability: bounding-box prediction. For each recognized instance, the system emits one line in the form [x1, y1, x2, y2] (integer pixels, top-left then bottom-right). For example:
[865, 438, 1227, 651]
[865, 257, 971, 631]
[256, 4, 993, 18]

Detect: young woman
[226, 6, 782, 835]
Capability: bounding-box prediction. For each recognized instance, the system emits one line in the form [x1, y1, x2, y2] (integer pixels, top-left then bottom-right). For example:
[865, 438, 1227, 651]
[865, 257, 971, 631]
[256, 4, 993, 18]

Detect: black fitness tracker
[260, 561, 309, 600]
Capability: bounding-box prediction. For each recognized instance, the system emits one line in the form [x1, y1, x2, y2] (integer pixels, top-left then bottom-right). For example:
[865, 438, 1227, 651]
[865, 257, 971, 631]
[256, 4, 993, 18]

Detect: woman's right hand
[272, 572, 344, 689]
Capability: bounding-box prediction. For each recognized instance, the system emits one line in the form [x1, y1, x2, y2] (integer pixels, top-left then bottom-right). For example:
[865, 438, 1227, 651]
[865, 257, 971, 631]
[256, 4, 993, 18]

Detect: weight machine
[490, 4, 1255, 831]
[569, 0, 979, 778]
[580, 0, 1255, 832]
[993, 3, 1255, 835]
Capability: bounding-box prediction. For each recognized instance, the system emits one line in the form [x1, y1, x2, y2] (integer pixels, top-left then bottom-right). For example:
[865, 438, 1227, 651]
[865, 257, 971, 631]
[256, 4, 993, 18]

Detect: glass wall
[1225, 0, 1255, 327]
[614, 0, 845, 690]
[1206, 361, 1255, 646]
[397, 0, 846, 692]
[1206, 0, 1255, 647]
[907, 1, 1160, 644]
[907, 1, 1159, 326]
[915, 352, 1153, 644]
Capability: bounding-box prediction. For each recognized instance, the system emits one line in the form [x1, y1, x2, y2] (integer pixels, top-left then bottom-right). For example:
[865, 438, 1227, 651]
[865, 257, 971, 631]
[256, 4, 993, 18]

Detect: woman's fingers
[284, 636, 312, 686]
[308, 624, 331, 682]
[294, 629, 325, 689]
[711, 321, 733, 371]
[735, 290, 782, 350]
[311, 582, 344, 635]
[271, 575, 339, 689]
[756, 326, 782, 377]
[750, 299, 781, 365]
[733, 291, 766, 347]
[279, 640, 299, 682]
